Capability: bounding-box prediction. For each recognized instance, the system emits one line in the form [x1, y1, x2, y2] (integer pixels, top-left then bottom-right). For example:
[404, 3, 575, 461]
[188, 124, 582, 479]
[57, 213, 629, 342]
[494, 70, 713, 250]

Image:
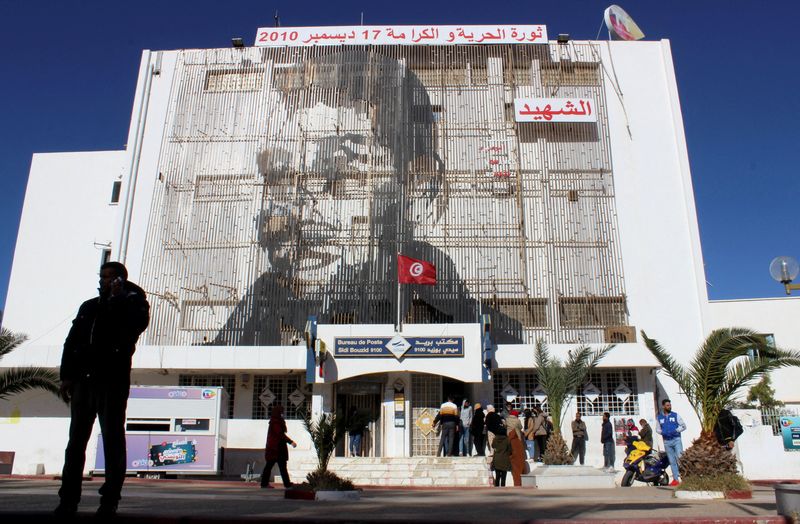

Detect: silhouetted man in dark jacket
[56, 261, 150, 517]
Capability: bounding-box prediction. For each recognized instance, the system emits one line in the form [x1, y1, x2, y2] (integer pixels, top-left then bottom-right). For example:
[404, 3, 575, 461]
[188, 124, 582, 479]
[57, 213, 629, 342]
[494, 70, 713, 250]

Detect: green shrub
[305, 468, 356, 491]
[679, 473, 750, 492]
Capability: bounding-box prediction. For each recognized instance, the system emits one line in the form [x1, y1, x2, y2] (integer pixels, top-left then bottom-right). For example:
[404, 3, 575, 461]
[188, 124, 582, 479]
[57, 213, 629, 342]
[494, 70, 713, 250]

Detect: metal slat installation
[139, 42, 628, 346]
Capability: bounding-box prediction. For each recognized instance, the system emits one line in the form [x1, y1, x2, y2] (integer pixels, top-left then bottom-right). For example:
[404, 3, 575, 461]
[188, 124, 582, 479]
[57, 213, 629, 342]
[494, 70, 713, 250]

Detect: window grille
[489, 298, 548, 328]
[576, 369, 639, 416]
[205, 69, 264, 92]
[178, 374, 236, 418]
[541, 64, 600, 86]
[252, 375, 311, 420]
[559, 296, 627, 328]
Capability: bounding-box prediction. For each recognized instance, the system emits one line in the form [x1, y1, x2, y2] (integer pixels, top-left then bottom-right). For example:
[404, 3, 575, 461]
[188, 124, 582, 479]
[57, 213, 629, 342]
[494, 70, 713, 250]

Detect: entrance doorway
[410, 374, 470, 456]
[334, 379, 383, 457]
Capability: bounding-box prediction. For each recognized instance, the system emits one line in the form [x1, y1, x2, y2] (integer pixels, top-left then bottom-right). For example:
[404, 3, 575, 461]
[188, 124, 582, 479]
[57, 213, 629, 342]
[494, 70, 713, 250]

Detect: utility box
[94, 386, 228, 475]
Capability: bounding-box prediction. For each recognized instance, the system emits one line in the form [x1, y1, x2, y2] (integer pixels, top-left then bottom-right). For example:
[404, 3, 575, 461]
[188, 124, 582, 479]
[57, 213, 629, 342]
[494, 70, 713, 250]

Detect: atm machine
[94, 386, 228, 476]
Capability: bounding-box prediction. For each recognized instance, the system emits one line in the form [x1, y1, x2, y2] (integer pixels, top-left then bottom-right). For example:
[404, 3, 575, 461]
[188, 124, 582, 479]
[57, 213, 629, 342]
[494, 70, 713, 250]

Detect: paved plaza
[0, 477, 787, 523]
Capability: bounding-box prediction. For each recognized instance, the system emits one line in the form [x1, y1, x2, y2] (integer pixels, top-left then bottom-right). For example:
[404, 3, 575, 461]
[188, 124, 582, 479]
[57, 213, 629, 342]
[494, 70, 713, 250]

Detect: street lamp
[769, 256, 800, 295]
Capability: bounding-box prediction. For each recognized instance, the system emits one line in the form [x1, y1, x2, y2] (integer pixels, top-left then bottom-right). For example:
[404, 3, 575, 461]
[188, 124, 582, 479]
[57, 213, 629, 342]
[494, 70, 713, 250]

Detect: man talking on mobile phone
[55, 261, 150, 517]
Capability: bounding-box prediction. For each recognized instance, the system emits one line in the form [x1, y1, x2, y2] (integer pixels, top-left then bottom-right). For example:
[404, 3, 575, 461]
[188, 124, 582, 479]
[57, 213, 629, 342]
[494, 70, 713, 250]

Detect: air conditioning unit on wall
[604, 326, 636, 343]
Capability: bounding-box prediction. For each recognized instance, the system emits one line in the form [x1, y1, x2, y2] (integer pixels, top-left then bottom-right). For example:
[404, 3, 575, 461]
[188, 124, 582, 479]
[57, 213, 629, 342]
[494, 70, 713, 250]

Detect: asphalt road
[0, 478, 783, 523]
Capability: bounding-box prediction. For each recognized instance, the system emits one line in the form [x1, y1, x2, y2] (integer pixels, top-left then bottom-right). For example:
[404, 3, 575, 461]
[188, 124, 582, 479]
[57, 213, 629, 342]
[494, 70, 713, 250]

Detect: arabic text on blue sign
[334, 337, 464, 358]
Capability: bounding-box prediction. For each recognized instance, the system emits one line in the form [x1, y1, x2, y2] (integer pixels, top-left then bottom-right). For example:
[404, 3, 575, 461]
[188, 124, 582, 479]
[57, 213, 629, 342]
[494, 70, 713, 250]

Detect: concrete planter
[774, 483, 800, 518]
[521, 465, 616, 489]
[284, 488, 361, 501]
[674, 490, 724, 500]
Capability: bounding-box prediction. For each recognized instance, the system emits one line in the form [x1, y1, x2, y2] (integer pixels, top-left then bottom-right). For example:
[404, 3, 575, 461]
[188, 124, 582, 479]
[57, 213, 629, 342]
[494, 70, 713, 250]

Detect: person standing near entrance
[347, 406, 365, 457]
[459, 399, 473, 456]
[55, 262, 150, 517]
[437, 396, 459, 457]
[523, 409, 536, 460]
[261, 405, 297, 489]
[601, 412, 615, 471]
[639, 419, 654, 449]
[570, 412, 587, 465]
[655, 398, 686, 486]
[471, 403, 486, 456]
[507, 410, 526, 486]
[491, 424, 510, 487]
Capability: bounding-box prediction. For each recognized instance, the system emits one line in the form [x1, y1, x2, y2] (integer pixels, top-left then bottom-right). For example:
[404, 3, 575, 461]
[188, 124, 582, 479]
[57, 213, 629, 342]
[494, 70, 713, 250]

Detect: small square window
[110, 181, 122, 204]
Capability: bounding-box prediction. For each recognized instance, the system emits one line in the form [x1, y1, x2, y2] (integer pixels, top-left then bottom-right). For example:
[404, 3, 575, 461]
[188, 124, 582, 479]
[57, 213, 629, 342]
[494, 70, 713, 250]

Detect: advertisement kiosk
[94, 386, 228, 476]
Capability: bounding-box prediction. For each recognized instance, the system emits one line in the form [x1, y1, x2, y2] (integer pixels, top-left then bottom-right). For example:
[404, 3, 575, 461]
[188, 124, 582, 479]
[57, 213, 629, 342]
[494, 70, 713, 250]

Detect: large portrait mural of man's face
[139, 44, 627, 347]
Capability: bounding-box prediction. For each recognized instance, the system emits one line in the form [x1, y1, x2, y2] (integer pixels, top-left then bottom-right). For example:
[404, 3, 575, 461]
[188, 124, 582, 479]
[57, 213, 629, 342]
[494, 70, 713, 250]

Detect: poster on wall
[780, 416, 800, 451]
[96, 434, 219, 473]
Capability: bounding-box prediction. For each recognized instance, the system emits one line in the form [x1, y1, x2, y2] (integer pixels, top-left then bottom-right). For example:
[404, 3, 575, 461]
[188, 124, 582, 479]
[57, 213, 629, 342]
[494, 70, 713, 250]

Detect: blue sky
[1, 0, 798, 312]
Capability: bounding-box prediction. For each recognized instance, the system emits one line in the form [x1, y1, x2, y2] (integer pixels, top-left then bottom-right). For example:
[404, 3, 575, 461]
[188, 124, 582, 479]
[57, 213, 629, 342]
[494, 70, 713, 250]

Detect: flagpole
[396, 252, 402, 332]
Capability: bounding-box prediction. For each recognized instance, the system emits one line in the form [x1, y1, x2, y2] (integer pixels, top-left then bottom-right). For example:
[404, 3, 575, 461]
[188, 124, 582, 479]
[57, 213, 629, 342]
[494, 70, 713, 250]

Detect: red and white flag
[397, 254, 436, 285]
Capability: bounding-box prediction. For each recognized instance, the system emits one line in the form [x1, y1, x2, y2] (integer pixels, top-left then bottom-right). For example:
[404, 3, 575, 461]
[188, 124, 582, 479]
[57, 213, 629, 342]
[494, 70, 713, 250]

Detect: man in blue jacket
[655, 398, 686, 486]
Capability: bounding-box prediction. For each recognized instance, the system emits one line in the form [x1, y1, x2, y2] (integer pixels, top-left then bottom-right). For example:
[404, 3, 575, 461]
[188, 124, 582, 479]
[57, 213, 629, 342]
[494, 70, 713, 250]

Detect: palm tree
[0, 327, 60, 401]
[535, 339, 614, 465]
[642, 328, 800, 482]
[301, 410, 356, 490]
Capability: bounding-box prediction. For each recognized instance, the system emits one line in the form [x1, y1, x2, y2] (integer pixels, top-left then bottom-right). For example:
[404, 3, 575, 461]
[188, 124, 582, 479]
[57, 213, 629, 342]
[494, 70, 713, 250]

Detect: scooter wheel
[621, 470, 634, 487]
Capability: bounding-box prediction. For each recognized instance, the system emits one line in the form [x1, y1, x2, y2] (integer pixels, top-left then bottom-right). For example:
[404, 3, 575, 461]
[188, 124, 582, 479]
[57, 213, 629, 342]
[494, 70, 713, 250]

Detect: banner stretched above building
[514, 98, 597, 123]
[255, 25, 547, 47]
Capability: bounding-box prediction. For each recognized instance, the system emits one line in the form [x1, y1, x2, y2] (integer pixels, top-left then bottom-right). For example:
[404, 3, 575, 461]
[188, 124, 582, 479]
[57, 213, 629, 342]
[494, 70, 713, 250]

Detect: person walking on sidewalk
[601, 412, 615, 471]
[459, 399, 473, 456]
[655, 398, 686, 486]
[55, 261, 150, 517]
[471, 403, 486, 456]
[570, 412, 587, 465]
[261, 405, 297, 489]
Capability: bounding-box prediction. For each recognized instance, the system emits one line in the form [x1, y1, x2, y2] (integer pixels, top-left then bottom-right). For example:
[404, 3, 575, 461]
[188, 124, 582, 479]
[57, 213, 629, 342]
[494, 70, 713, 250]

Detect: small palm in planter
[535, 340, 613, 465]
[642, 328, 800, 494]
[290, 411, 356, 495]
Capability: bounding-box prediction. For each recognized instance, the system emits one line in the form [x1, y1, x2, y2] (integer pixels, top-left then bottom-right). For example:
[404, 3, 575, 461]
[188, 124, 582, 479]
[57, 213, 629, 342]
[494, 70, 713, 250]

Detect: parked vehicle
[621, 438, 670, 487]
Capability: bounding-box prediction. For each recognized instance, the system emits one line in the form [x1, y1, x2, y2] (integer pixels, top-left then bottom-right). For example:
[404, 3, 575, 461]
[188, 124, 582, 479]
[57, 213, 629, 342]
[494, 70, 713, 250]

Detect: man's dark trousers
[441, 421, 457, 456]
[59, 379, 130, 507]
[570, 437, 586, 465]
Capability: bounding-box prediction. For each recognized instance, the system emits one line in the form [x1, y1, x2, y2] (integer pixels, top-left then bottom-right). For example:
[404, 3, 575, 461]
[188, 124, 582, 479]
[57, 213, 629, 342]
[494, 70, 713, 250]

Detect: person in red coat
[261, 405, 297, 488]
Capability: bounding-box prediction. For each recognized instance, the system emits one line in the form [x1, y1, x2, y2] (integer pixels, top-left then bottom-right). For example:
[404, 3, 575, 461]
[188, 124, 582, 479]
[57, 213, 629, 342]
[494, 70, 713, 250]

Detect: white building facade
[2, 28, 798, 479]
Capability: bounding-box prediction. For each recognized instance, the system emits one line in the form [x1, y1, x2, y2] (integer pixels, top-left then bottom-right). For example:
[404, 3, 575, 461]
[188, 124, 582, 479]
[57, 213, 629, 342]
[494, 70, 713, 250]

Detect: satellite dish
[604, 5, 645, 41]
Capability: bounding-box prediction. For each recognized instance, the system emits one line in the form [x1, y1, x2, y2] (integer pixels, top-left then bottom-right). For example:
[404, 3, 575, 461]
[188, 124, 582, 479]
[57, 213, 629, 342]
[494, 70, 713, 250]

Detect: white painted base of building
[674, 490, 724, 500]
[521, 465, 617, 489]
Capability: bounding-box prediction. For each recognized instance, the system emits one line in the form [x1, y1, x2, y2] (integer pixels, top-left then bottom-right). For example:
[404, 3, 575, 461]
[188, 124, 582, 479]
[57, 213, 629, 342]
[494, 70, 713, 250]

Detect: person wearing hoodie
[531, 407, 548, 462]
[55, 262, 150, 517]
[491, 423, 511, 487]
[485, 404, 505, 454]
[471, 403, 486, 456]
[459, 399, 473, 456]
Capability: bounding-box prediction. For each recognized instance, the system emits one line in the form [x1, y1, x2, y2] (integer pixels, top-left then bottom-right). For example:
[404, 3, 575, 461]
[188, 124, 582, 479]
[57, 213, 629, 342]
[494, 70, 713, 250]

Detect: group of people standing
[433, 398, 554, 487]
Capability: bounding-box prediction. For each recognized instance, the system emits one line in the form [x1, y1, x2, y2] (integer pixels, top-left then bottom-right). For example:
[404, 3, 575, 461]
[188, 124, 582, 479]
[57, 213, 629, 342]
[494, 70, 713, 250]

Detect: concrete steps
[273, 457, 494, 487]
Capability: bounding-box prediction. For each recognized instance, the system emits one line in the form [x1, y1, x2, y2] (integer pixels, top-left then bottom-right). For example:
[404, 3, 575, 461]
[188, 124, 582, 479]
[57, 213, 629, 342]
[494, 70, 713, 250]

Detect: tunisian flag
[397, 254, 436, 285]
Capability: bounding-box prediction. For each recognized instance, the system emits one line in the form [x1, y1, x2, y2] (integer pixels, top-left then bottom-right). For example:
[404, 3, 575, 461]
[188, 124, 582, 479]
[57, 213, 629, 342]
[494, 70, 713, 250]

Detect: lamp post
[769, 256, 800, 295]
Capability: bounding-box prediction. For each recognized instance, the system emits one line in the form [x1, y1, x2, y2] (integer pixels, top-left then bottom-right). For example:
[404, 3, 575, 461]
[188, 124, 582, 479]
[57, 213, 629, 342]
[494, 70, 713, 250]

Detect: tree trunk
[678, 431, 738, 478]
[543, 431, 573, 465]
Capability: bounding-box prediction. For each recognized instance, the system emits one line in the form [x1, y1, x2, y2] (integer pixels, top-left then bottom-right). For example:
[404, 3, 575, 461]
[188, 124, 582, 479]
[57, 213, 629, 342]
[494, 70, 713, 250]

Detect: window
[488, 298, 548, 328]
[576, 369, 639, 416]
[492, 370, 547, 414]
[748, 333, 775, 360]
[110, 181, 122, 204]
[541, 64, 600, 86]
[178, 374, 236, 418]
[252, 375, 311, 420]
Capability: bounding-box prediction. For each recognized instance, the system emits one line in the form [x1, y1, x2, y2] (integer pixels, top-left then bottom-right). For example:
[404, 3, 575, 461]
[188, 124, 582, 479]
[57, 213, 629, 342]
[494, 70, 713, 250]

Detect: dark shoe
[54, 502, 78, 516]
[260, 484, 274, 489]
[96, 503, 118, 517]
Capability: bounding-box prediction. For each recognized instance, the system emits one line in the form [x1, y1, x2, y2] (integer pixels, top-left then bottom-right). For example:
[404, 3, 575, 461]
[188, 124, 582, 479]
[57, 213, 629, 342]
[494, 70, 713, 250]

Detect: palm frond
[641, 330, 691, 397]
[0, 367, 61, 401]
[0, 328, 28, 361]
